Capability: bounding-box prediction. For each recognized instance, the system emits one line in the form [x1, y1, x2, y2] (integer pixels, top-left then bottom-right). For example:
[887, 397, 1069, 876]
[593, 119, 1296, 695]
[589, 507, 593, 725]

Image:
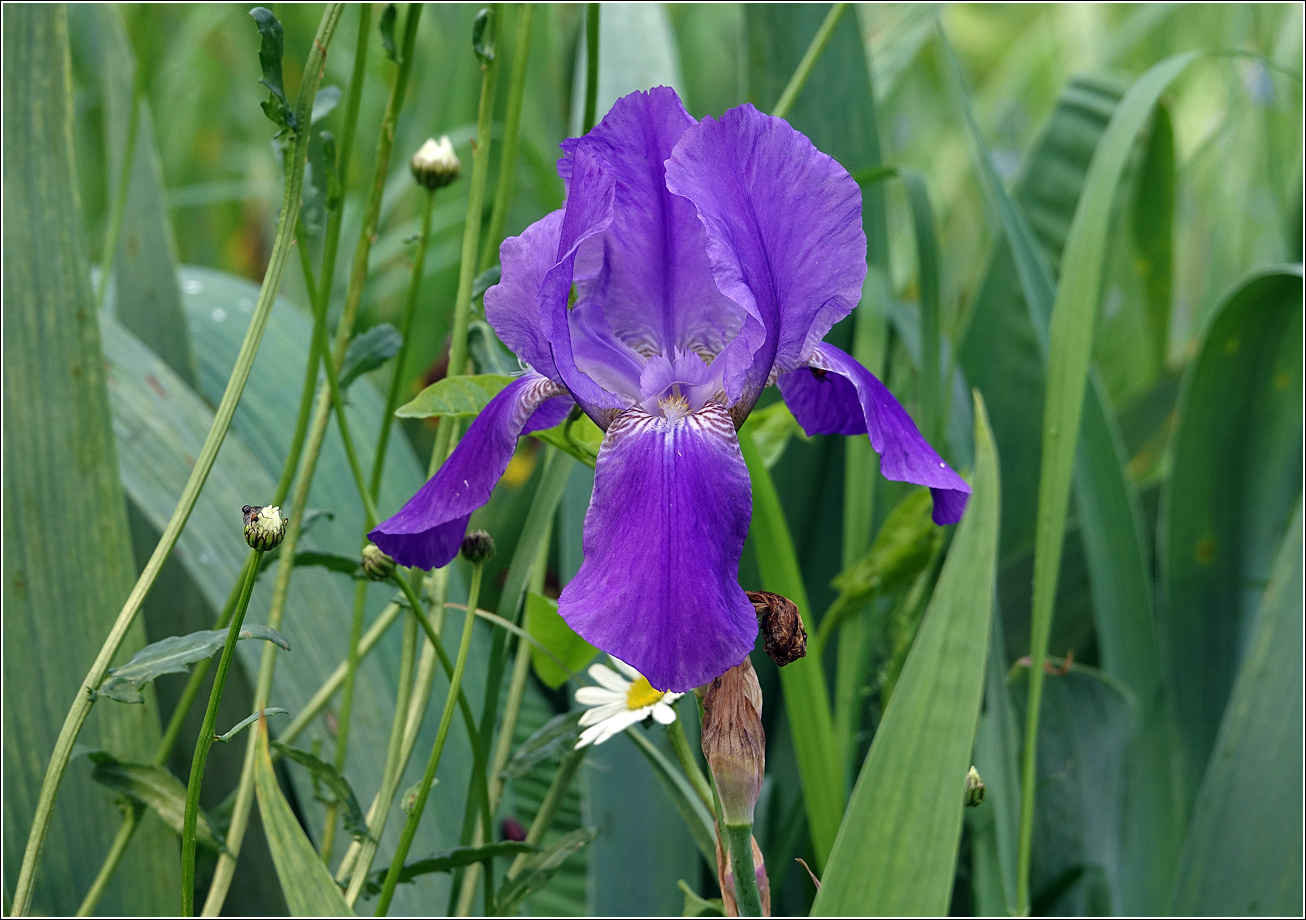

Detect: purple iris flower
[370, 87, 969, 692]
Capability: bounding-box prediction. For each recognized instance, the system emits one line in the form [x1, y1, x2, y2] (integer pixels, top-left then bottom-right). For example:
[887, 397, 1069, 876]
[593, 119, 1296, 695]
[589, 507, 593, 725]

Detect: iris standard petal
[485, 210, 566, 380]
[560, 87, 743, 359]
[665, 103, 866, 414]
[778, 342, 970, 524]
[368, 373, 571, 569]
[557, 402, 757, 692]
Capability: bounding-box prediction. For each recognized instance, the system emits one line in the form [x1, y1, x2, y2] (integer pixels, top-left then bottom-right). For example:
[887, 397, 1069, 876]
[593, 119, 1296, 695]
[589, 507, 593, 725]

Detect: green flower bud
[965, 765, 985, 807]
[361, 543, 396, 581]
[243, 504, 286, 551]
[700, 656, 764, 828]
[410, 136, 460, 190]
[460, 530, 496, 564]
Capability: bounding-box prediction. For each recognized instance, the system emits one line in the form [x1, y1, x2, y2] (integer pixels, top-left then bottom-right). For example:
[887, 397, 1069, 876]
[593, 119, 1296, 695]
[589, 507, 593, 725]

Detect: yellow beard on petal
[657, 393, 692, 422]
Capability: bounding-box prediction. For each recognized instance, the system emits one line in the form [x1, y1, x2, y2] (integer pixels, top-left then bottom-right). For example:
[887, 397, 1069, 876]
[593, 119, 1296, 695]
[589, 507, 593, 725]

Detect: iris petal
[558, 402, 757, 692]
[368, 373, 572, 569]
[778, 342, 971, 524]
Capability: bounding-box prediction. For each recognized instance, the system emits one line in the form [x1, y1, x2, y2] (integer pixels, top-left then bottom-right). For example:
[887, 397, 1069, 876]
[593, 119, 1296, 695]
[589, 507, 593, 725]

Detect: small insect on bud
[747, 591, 807, 667]
[460, 530, 496, 564]
[243, 504, 286, 551]
[965, 765, 985, 807]
[361, 543, 396, 581]
[701, 656, 765, 828]
[410, 136, 460, 190]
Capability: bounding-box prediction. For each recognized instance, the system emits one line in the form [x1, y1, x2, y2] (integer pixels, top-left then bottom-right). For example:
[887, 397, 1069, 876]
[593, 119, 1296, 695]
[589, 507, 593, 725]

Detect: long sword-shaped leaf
[1167, 502, 1303, 916]
[813, 393, 1000, 915]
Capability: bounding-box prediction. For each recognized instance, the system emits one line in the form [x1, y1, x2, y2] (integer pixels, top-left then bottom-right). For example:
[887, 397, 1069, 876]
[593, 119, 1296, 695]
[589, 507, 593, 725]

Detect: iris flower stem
[582, 3, 600, 133]
[770, 2, 848, 120]
[200, 9, 423, 912]
[319, 578, 369, 862]
[668, 713, 716, 814]
[374, 562, 486, 916]
[725, 823, 764, 917]
[7, 8, 343, 915]
[180, 550, 264, 915]
[504, 746, 585, 882]
[479, 3, 535, 272]
[95, 64, 141, 310]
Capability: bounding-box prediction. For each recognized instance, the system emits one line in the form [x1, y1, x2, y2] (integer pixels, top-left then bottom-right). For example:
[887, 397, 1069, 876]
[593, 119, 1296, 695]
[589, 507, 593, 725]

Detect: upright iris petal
[371, 87, 970, 690]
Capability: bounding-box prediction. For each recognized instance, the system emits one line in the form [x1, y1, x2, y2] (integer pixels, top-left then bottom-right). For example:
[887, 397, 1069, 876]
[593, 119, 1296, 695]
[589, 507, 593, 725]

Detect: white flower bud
[410, 136, 460, 190]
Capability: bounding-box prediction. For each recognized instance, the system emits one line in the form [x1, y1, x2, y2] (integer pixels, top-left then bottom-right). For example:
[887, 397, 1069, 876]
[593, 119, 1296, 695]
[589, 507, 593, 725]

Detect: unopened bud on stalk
[460, 530, 496, 564]
[965, 765, 985, 807]
[361, 543, 396, 581]
[701, 656, 765, 828]
[747, 591, 807, 667]
[410, 136, 460, 190]
[243, 504, 286, 551]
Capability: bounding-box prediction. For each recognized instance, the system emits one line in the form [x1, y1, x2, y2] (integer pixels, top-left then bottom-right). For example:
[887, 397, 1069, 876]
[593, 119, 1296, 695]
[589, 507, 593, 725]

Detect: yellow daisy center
[625, 676, 665, 710]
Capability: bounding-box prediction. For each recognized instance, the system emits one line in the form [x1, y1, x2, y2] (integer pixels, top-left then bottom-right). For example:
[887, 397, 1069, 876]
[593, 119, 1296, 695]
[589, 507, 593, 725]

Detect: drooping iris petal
[778, 342, 970, 524]
[561, 87, 743, 359]
[665, 104, 866, 414]
[557, 402, 757, 692]
[369, 373, 571, 569]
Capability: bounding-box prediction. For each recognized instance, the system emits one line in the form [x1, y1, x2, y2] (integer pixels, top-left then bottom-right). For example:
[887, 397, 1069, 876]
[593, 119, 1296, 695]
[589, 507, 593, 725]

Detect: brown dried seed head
[747, 591, 807, 667]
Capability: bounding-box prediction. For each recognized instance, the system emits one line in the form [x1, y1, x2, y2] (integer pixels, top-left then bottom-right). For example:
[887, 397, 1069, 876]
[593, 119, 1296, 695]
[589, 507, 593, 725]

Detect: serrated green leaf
[271, 741, 367, 838]
[501, 710, 583, 780]
[524, 593, 596, 690]
[396, 372, 515, 419]
[83, 750, 226, 853]
[97, 625, 290, 704]
[813, 393, 1000, 915]
[339, 323, 402, 390]
[254, 726, 354, 916]
[496, 827, 599, 913]
[1168, 502, 1303, 916]
[215, 707, 290, 743]
[361, 842, 539, 898]
[249, 7, 294, 132]
[256, 549, 363, 579]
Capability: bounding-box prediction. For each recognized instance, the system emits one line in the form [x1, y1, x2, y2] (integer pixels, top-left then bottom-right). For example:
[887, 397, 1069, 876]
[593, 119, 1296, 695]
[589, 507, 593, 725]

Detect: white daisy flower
[574, 659, 683, 748]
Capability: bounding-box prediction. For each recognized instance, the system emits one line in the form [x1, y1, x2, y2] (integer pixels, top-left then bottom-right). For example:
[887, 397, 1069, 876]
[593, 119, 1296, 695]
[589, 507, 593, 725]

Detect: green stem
[371, 187, 436, 497]
[320, 578, 370, 862]
[770, 2, 848, 120]
[668, 715, 716, 814]
[725, 823, 763, 917]
[582, 4, 600, 133]
[7, 9, 344, 915]
[479, 3, 535, 271]
[374, 562, 486, 915]
[181, 549, 264, 914]
[95, 70, 141, 310]
[74, 804, 142, 918]
[504, 746, 585, 882]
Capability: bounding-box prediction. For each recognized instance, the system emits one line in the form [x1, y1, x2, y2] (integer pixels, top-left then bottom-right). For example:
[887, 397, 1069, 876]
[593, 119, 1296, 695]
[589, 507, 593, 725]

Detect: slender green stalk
[201, 11, 423, 911]
[95, 71, 141, 309]
[479, 3, 535, 271]
[74, 805, 142, 918]
[668, 715, 716, 814]
[725, 824, 763, 917]
[770, 2, 848, 120]
[374, 561, 486, 915]
[582, 4, 600, 133]
[8, 9, 344, 915]
[319, 578, 370, 861]
[504, 747, 585, 882]
[181, 550, 264, 914]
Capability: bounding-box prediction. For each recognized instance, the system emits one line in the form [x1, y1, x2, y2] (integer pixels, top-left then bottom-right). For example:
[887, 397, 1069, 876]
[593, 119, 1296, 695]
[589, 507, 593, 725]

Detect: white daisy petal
[579, 702, 625, 726]
[650, 702, 677, 724]
[576, 724, 603, 748]
[609, 656, 643, 682]
[588, 663, 630, 693]
[575, 686, 623, 706]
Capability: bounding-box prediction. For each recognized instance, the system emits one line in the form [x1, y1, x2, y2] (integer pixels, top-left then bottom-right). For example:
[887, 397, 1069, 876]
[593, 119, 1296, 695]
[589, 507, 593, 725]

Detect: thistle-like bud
[700, 656, 764, 828]
[965, 765, 985, 807]
[747, 591, 807, 667]
[410, 136, 460, 190]
[361, 543, 396, 581]
[460, 530, 496, 564]
[243, 504, 286, 551]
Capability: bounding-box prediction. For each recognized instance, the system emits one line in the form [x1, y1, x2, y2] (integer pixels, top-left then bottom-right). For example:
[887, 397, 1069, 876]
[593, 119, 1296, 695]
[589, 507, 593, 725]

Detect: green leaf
[257, 549, 363, 579]
[83, 750, 226, 853]
[813, 393, 1000, 915]
[624, 725, 717, 868]
[310, 85, 341, 124]
[524, 592, 596, 690]
[678, 880, 725, 917]
[467, 319, 517, 375]
[495, 827, 599, 914]
[339, 323, 402, 390]
[215, 707, 290, 743]
[395, 373, 514, 419]
[249, 7, 294, 133]
[1167, 502, 1303, 916]
[738, 400, 807, 470]
[1158, 266, 1303, 793]
[831, 488, 942, 601]
[531, 412, 604, 467]
[97, 625, 290, 704]
[253, 725, 354, 916]
[361, 842, 539, 898]
[471, 265, 501, 301]
[2, 10, 177, 909]
[271, 741, 367, 838]
[378, 4, 398, 61]
[501, 710, 583, 779]
[472, 7, 496, 64]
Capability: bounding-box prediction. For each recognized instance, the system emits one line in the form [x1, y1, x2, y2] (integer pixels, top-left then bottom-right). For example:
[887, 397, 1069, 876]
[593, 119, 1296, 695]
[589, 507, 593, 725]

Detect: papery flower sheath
[370, 87, 970, 692]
